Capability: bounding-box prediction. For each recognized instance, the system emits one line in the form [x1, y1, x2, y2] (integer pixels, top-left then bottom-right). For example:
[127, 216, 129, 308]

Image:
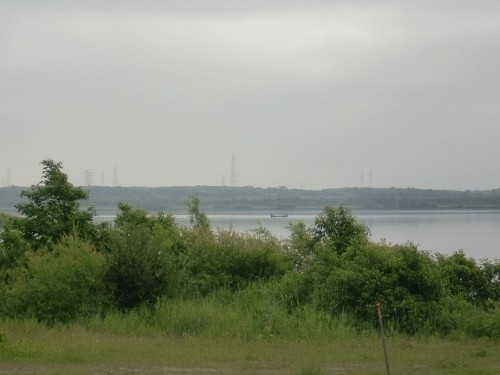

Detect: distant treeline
[2, 185, 500, 213]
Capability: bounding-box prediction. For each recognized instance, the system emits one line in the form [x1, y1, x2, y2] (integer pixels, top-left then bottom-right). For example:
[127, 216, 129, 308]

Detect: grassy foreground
[0, 320, 498, 375]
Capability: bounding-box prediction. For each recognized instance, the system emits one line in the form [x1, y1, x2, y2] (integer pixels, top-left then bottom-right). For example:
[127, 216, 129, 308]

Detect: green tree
[187, 195, 210, 231]
[285, 221, 315, 271]
[14, 160, 95, 249]
[105, 204, 181, 309]
[310, 206, 369, 254]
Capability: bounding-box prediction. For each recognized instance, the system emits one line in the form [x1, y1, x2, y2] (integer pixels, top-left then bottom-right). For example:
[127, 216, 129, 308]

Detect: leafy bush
[2, 235, 109, 323]
[220, 230, 288, 284]
[310, 206, 370, 254]
[104, 204, 182, 309]
[282, 231, 500, 336]
[180, 228, 288, 296]
[289, 241, 445, 334]
[437, 250, 495, 305]
[0, 217, 31, 273]
[433, 297, 500, 338]
[481, 258, 500, 302]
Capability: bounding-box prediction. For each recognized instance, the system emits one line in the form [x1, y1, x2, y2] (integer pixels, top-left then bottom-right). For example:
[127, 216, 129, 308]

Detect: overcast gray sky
[1, 1, 499, 190]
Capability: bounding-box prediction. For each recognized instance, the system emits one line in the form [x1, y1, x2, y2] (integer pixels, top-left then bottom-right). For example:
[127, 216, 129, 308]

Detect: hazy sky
[1, 1, 499, 190]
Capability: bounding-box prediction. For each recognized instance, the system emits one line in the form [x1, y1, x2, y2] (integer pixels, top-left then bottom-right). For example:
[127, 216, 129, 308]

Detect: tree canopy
[14, 159, 95, 249]
[310, 206, 370, 254]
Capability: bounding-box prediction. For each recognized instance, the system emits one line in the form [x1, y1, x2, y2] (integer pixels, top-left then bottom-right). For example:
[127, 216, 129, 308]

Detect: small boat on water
[270, 213, 288, 218]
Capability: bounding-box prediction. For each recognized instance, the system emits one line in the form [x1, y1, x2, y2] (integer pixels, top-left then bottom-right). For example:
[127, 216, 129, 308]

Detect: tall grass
[1, 281, 498, 375]
[73, 279, 500, 341]
[80, 282, 361, 342]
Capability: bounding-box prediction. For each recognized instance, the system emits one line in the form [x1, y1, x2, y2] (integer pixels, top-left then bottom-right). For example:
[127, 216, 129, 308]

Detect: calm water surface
[169, 210, 499, 260]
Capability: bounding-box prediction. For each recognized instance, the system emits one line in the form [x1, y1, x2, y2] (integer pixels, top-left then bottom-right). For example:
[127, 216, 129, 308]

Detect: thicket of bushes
[1, 160, 499, 338]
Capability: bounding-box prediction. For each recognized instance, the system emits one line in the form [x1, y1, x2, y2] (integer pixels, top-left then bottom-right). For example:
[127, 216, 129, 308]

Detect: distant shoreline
[2, 185, 500, 213]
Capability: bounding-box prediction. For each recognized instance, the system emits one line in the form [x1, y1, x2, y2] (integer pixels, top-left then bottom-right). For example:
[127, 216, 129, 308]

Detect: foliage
[286, 240, 458, 334]
[13, 160, 96, 249]
[1, 235, 109, 323]
[310, 206, 369, 254]
[104, 203, 182, 309]
[187, 195, 210, 231]
[2, 161, 499, 338]
[432, 296, 500, 338]
[0, 212, 9, 228]
[436, 250, 495, 306]
[180, 228, 288, 297]
[0, 217, 31, 273]
[285, 221, 315, 270]
[481, 258, 500, 301]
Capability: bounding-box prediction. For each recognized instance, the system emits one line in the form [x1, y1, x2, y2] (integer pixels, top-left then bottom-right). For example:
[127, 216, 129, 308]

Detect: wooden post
[375, 301, 391, 375]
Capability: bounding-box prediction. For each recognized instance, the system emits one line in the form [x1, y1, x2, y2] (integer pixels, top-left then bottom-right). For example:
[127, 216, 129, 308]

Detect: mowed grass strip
[0, 320, 498, 375]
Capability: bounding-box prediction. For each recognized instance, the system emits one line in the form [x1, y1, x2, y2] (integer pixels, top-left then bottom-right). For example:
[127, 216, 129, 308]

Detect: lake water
[164, 210, 500, 260]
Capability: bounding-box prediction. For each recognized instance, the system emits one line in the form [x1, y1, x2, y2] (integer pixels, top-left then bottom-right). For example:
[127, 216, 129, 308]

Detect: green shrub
[2, 235, 109, 323]
[180, 228, 287, 296]
[310, 206, 369, 254]
[180, 228, 228, 295]
[105, 204, 182, 309]
[480, 259, 500, 302]
[433, 297, 500, 338]
[0, 217, 31, 272]
[437, 250, 493, 305]
[293, 241, 445, 334]
[219, 230, 287, 284]
[276, 271, 313, 311]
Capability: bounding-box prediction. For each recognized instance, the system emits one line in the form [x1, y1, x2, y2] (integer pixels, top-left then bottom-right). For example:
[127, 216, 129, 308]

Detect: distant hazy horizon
[2, 1, 499, 190]
[1, 181, 498, 193]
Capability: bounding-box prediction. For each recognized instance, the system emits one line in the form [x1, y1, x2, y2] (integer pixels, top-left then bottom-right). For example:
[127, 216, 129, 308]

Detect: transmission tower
[84, 169, 93, 186]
